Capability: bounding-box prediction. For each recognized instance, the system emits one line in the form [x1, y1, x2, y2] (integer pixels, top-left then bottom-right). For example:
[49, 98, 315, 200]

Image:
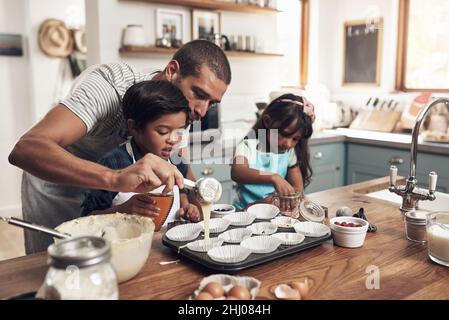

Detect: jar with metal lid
[41, 236, 118, 300]
[404, 210, 429, 243]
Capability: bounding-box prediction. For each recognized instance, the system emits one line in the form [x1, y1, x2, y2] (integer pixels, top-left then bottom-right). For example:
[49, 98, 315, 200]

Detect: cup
[123, 24, 146, 46]
[149, 192, 174, 232]
[426, 211, 449, 267]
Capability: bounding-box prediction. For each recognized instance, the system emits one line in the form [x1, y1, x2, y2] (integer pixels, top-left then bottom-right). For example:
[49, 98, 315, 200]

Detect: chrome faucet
[389, 98, 449, 212]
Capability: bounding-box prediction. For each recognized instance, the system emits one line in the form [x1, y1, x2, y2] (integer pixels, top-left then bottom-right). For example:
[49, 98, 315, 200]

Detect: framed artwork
[191, 9, 221, 40]
[0, 33, 23, 56]
[342, 18, 383, 86]
[156, 8, 186, 43]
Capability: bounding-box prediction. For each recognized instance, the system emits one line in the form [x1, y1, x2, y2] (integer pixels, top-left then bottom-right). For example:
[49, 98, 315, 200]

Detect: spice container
[404, 210, 428, 243]
[40, 236, 118, 300]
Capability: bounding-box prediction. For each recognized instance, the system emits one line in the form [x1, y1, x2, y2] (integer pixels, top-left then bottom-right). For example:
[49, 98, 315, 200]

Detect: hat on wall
[72, 28, 87, 54]
[38, 19, 74, 57]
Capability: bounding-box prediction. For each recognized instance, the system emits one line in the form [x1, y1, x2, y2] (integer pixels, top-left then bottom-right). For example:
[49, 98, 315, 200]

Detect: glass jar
[41, 236, 118, 300]
[426, 212, 449, 267]
[404, 210, 428, 243]
[271, 192, 303, 219]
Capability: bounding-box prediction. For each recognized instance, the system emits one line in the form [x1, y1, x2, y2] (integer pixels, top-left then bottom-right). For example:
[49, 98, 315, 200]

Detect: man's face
[174, 65, 228, 121]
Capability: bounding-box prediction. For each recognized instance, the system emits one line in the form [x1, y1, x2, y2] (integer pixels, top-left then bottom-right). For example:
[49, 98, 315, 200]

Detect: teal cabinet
[306, 142, 346, 193]
[347, 143, 449, 192]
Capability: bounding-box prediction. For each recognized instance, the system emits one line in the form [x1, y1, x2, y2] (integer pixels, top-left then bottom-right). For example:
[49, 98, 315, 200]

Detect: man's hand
[110, 153, 184, 193]
[178, 203, 202, 222]
[116, 194, 160, 218]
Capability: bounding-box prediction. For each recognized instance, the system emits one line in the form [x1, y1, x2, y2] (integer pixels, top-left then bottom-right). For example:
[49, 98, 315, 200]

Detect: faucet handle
[429, 171, 438, 193]
[389, 165, 398, 187]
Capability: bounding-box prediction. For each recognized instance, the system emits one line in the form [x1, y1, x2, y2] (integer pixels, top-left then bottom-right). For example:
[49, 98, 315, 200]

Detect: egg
[227, 285, 251, 300]
[196, 292, 214, 300]
[336, 206, 353, 217]
[201, 281, 225, 298]
[290, 279, 310, 299]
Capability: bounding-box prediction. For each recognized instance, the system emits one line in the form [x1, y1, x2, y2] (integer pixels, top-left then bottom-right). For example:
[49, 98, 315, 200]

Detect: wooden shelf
[120, 0, 281, 14]
[119, 45, 284, 57]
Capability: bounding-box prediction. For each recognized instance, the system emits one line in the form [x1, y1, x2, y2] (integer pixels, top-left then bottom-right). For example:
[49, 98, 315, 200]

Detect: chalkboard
[343, 19, 383, 85]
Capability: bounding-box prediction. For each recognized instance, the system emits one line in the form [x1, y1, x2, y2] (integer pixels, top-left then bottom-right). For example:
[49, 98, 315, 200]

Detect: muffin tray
[162, 220, 332, 273]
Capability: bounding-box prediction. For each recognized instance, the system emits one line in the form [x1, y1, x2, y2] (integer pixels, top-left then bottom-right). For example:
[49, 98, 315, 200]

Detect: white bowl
[165, 223, 202, 242]
[207, 245, 251, 264]
[218, 228, 253, 244]
[56, 213, 154, 283]
[187, 238, 224, 252]
[241, 235, 282, 254]
[271, 232, 305, 246]
[224, 211, 257, 226]
[270, 216, 299, 229]
[330, 217, 369, 248]
[294, 221, 330, 238]
[211, 204, 236, 218]
[246, 222, 278, 235]
[247, 204, 280, 220]
[199, 218, 231, 234]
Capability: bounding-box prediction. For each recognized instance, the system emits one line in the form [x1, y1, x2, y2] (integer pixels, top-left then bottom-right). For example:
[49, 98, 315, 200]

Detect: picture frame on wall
[0, 33, 23, 56]
[342, 18, 383, 86]
[191, 9, 221, 40]
[155, 8, 186, 46]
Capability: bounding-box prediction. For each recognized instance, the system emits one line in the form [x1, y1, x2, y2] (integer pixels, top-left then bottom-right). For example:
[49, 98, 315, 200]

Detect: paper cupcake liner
[271, 232, 305, 246]
[224, 212, 256, 226]
[247, 204, 280, 220]
[240, 235, 282, 254]
[187, 238, 224, 252]
[246, 222, 278, 235]
[165, 223, 202, 242]
[199, 218, 231, 234]
[218, 228, 253, 244]
[270, 216, 299, 228]
[294, 221, 330, 238]
[207, 245, 251, 264]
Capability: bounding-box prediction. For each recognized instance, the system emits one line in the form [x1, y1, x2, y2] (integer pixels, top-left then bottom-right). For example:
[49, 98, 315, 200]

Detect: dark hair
[172, 40, 232, 85]
[122, 80, 190, 130]
[252, 94, 314, 188]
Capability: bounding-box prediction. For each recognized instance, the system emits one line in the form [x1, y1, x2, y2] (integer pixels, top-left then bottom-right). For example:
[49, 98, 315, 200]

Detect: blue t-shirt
[81, 139, 188, 216]
[233, 139, 297, 209]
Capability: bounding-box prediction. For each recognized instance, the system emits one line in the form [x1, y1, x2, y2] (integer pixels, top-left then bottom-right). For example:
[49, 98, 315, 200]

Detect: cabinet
[347, 143, 449, 193]
[306, 142, 346, 193]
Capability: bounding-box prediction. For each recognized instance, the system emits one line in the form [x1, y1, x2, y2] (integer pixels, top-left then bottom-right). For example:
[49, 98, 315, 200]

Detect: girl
[231, 94, 314, 210]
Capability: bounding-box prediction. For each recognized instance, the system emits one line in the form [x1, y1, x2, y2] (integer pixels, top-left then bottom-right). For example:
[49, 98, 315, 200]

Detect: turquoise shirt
[233, 139, 297, 209]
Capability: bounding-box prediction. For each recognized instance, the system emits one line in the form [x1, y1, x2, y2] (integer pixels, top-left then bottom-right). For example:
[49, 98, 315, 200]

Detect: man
[9, 40, 232, 254]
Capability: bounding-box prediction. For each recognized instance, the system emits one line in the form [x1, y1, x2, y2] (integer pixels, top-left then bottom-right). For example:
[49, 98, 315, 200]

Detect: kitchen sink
[366, 189, 449, 211]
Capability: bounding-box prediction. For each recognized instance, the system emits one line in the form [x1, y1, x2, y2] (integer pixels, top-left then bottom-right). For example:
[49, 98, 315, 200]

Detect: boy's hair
[122, 80, 190, 130]
[172, 40, 232, 85]
[252, 93, 314, 188]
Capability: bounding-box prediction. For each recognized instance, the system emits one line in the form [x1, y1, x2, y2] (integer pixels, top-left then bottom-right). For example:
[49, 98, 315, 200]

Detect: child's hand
[178, 203, 202, 222]
[271, 174, 296, 212]
[117, 194, 160, 218]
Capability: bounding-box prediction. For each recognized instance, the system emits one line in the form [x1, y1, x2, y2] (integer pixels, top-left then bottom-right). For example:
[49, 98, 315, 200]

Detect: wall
[85, 0, 300, 122]
[0, 0, 85, 217]
[0, 0, 30, 217]
[307, 0, 416, 111]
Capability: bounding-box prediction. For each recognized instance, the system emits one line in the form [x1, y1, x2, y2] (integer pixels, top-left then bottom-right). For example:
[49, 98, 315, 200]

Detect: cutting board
[349, 110, 402, 132]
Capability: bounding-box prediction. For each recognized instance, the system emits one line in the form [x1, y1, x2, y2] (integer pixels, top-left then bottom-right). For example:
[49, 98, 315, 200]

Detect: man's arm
[9, 105, 183, 192]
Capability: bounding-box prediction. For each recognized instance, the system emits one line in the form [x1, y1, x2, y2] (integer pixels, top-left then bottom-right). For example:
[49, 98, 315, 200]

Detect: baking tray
[162, 221, 332, 273]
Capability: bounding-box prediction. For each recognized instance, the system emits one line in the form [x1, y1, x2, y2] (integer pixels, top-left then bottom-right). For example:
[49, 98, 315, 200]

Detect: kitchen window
[396, 0, 449, 92]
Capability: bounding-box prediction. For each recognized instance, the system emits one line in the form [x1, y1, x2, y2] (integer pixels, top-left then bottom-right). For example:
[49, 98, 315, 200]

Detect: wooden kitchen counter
[1, 177, 449, 300]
